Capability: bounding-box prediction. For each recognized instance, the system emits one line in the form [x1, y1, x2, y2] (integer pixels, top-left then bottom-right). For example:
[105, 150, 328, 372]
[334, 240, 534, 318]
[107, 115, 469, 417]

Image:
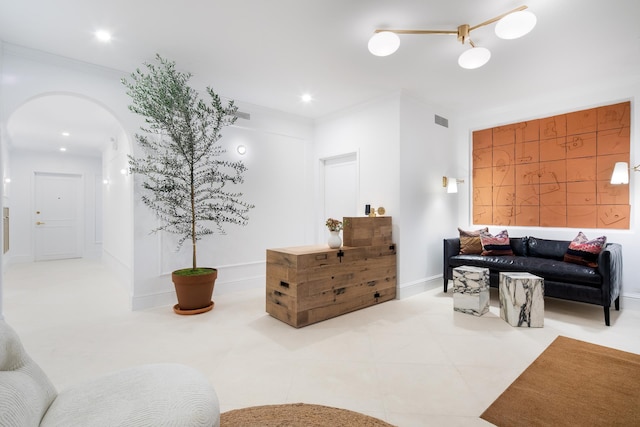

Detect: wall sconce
[4, 178, 10, 184]
[443, 176, 464, 193]
[610, 162, 639, 184]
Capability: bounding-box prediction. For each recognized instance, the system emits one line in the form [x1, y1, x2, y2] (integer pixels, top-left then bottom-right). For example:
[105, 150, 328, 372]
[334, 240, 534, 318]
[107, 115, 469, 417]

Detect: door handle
[36, 221, 46, 225]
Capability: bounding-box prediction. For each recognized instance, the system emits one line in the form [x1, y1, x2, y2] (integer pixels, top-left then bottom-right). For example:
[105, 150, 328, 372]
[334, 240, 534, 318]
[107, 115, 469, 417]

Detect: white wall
[102, 127, 134, 293]
[398, 94, 458, 297]
[131, 101, 315, 309]
[0, 44, 317, 311]
[9, 150, 102, 261]
[455, 78, 640, 299]
[314, 92, 459, 298]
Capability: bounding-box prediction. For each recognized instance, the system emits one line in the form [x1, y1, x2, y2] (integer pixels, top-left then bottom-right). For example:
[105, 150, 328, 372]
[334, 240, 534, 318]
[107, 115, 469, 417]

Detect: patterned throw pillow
[458, 227, 488, 255]
[480, 229, 514, 256]
[563, 231, 607, 267]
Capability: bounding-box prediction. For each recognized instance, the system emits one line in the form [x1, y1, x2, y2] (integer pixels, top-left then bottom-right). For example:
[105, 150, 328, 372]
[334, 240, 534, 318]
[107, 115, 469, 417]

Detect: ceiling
[1, 0, 639, 155]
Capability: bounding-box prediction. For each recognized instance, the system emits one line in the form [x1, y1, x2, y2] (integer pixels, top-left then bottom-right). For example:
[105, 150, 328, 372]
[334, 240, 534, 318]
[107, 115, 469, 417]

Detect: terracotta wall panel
[472, 101, 630, 229]
[597, 181, 629, 205]
[493, 186, 515, 206]
[515, 184, 540, 206]
[566, 157, 597, 182]
[515, 141, 539, 164]
[567, 206, 598, 228]
[473, 205, 492, 224]
[540, 205, 567, 227]
[597, 205, 630, 229]
[597, 102, 631, 130]
[566, 133, 597, 158]
[567, 181, 596, 205]
[515, 206, 539, 226]
[515, 120, 540, 143]
[567, 109, 597, 135]
[473, 147, 493, 168]
[540, 114, 567, 139]
[539, 183, 566, 206]
[540, 160, 567, 184]
[493, 125, 516, 146]
[597, 127, 631, 156]
[473, 129, 492, 149]
[540, 137, 566, 161]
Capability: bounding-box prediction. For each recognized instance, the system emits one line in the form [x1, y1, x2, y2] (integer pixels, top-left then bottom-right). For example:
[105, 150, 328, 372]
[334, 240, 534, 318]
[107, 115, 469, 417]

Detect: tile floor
[3, 258, 639, 426]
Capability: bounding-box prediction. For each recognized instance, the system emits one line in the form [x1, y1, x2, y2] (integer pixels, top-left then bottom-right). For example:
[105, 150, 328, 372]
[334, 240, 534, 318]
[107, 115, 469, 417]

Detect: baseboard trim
[398, 276, 440, 299]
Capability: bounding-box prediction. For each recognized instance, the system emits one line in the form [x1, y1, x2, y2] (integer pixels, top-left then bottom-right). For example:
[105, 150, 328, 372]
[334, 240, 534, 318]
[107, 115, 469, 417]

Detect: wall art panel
[472, 101, 630, 229]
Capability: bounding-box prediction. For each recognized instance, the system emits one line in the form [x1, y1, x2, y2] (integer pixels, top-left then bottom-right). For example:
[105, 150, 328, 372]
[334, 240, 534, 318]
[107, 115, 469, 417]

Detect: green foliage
[122, 54, 254, 269]
[173, 267, 216, 277]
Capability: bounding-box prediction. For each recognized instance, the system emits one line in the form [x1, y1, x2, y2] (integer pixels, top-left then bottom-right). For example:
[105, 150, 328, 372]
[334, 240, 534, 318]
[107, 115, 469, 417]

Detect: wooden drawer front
[343, 216, 392, 247]
[266, 245, 397, 328]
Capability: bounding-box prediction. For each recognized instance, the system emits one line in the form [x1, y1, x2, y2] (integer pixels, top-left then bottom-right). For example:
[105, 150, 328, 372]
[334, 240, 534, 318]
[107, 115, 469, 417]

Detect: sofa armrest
[443, 238, 460, 292]
[597, 243, 623, 307]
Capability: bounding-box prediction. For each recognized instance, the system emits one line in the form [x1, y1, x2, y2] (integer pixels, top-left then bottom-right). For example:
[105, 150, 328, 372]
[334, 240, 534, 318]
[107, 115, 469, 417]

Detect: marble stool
[452, 266, 490, 316]
[499, 272, 544, 327]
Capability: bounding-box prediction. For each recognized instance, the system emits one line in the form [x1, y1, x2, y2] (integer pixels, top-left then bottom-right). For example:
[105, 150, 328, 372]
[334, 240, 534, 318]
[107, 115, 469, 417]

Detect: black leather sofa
[443, 236, 623, 326]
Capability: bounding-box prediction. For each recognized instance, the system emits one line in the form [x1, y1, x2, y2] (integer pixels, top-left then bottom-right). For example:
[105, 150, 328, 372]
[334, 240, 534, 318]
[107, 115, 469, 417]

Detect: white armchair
[0, 321, 220, 427]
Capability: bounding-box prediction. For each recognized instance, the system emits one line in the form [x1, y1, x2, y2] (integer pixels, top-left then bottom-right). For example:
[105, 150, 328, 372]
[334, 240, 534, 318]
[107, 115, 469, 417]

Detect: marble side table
[452, 266, 490, 316]
[499, 272, 544, 327]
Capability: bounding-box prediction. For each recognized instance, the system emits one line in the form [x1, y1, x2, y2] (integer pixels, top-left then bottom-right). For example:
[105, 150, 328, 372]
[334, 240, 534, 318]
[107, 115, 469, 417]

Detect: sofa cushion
[448, 255, 602, 287]
[509, 237, 529, 257]
[564, 231, 607, 268]
[528, 237, 570, 260]
[480, 229, 514, 256]
[458, 227, 488, 254]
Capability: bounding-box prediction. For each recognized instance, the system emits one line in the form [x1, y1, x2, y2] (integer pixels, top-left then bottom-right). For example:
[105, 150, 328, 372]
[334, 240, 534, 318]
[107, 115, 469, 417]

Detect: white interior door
[323, 153, 358, 234]
[34, 173, 83, 261]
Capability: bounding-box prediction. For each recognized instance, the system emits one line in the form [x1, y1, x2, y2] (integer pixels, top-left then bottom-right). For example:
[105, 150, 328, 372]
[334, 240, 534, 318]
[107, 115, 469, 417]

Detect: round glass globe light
[495, 10, 537, 40]
[458, 47, 491, 69]
[368, 31, 400, 56]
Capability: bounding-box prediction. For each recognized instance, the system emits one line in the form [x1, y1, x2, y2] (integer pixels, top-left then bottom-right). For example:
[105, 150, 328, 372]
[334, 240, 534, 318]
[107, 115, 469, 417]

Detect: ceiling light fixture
[301, 93, 313, 103]
[95, 30, 112, 43]
[368, 5, 536, 69]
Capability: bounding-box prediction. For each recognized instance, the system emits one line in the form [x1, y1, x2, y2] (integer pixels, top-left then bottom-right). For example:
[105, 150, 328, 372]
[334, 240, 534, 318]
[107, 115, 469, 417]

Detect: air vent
[234, 111, 251, 120]
[435, 114, 449, 128]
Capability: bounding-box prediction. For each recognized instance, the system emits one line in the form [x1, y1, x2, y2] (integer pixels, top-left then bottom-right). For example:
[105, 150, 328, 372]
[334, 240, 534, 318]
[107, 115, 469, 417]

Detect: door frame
[318, 151, 359, 243]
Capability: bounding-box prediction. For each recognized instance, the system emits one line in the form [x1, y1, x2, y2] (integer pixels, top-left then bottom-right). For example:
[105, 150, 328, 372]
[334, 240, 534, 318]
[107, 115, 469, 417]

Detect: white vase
[328, 230, 342, 249]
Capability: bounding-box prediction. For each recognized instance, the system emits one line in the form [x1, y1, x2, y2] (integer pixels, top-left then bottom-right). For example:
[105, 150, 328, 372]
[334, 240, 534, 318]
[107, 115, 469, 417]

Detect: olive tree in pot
[122, 54, 254, 314]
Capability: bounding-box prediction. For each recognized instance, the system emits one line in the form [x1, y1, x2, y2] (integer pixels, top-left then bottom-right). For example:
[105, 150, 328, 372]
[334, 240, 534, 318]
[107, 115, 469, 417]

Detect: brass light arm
[469, 5, 528, 31]
[374, 5, 529, 37]
[374, 29, 457, 35]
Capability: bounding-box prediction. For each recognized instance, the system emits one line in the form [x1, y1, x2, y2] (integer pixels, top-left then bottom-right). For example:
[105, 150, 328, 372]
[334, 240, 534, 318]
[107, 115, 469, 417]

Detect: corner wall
[314, 92, 460, 298]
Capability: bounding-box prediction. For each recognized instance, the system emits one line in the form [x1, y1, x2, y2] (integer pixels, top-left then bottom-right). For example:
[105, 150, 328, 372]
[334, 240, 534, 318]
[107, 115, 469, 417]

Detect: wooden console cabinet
[266, 217, 396, 328]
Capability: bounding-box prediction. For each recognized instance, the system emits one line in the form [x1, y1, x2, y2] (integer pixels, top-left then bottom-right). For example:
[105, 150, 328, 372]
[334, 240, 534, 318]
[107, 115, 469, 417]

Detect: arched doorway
[2, 93, 134, 299]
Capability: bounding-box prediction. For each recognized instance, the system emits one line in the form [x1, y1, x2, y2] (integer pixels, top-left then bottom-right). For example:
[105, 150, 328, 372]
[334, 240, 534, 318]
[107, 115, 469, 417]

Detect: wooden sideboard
[266, 244, 397, 327]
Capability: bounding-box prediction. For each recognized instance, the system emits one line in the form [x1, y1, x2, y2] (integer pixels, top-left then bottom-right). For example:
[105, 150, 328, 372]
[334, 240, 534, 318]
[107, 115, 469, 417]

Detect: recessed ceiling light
[61, 131, 70, 137]
[95, 30, 112, 43]
[301, 93, 313, 103]
[59, 147, 67, 152]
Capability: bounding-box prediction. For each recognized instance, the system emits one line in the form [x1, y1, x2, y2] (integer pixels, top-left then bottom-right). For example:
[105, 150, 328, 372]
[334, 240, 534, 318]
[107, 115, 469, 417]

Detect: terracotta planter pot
[171, 268, 217, 314]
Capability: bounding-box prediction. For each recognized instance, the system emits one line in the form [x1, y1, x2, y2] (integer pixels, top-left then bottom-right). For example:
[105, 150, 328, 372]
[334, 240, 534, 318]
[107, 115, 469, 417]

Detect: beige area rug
[481, 335, 640, 426]
[221, 403, 395, 426]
